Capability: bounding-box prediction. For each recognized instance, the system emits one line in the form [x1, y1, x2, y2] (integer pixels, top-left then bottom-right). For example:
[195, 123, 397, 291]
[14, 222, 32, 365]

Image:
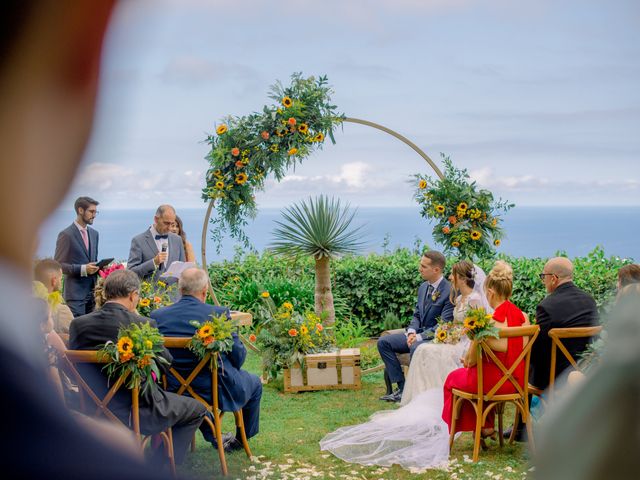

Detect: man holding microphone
[127, 205, 185, 281]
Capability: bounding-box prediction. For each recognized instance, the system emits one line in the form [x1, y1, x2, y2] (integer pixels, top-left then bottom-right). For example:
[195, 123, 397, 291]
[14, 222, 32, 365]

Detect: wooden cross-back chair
[449, 325, 540, 462]
[163, 337, 252, 477]
[61, 350, 176, 475]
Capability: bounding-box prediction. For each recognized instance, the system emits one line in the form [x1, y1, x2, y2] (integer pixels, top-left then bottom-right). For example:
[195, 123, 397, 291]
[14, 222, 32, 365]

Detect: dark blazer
[127, 229, 185, 281]
[151, 296, 253, 412]
[407, 277, 455, 335]
[69, 303, 187, 433]
[54, 223, 98, 302]
[530, 282, 599, 389]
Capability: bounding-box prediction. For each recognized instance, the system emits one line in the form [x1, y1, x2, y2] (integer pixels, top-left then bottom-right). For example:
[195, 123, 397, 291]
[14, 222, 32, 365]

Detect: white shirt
[149, 226, 169, 258]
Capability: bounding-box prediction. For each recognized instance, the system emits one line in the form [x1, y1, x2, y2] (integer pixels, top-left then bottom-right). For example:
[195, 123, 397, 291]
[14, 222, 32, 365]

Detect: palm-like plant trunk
[314, 255, 335, 325]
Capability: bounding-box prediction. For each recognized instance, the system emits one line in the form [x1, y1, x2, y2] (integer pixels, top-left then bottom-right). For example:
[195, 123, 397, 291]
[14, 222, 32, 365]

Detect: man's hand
[85, 263, 100, 275]
[154, 251, 168, 266]
[406, 332, 417, 347]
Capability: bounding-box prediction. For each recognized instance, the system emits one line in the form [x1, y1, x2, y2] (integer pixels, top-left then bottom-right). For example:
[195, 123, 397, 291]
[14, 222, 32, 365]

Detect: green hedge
[208, 246, 630, 335]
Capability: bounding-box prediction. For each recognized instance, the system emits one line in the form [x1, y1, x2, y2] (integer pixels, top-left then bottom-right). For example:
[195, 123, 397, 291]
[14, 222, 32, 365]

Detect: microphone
[160, 243, 168, 270]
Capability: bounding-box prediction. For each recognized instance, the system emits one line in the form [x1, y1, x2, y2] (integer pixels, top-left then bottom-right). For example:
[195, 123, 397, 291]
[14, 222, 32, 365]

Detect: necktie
[80, 228, 89, 251]
[425, 284, 434, 303]
[155, 234, 169, 240]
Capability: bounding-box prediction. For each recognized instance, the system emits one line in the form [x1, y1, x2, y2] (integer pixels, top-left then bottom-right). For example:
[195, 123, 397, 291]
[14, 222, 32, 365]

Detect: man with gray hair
[127, 205, 185, 281]
[70, 270, 207, 464]
[152, 267, 262, 452]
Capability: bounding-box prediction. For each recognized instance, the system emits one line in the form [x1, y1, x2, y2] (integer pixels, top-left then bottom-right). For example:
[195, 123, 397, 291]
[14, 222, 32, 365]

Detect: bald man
[531, 257, 599, 390]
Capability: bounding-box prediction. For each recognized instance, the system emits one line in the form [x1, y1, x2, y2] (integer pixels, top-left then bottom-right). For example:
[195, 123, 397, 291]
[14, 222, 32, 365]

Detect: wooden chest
[283, 348, 361, 393]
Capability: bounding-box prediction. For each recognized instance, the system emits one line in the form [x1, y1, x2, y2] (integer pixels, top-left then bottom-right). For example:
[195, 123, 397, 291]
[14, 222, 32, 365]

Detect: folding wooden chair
[61, 350, 176, 476]
[449, 325, 539, 462]
[163, 337, 253, 477]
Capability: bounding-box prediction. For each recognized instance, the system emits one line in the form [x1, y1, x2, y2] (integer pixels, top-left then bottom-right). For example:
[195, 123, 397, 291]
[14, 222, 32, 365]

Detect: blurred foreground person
[0, 1, 173, 477]
[534, 288, 640, 479]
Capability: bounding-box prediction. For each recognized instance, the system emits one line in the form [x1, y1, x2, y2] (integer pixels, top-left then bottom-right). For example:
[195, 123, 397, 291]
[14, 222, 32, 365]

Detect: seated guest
[530, 257, 599, 390]
[377, 250, 454, 402]
[127, 205, 185, 281]
[151, 267, 262, 452]
[70, 270, 206, 464]
[34, 258, 74, 334]
[171, 215, 196, 263]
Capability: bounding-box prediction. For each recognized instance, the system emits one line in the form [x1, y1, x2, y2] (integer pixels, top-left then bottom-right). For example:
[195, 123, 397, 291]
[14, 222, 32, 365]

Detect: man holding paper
[127, 205, 185, 281]
[54, 196, 101, 317]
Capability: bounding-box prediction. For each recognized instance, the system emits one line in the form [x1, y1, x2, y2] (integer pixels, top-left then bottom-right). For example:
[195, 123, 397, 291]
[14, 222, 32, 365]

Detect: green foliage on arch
[203, 73, 345, 249]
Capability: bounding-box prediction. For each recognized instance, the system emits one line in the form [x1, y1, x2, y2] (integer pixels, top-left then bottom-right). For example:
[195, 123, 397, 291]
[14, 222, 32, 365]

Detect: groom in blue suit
[54, 196, 100, 317]
[151, 267, 262, 451]
[377, 250, 454, 402]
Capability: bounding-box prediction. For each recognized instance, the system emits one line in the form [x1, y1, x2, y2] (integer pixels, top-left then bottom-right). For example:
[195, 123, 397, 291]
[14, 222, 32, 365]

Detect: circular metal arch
[202, 117, 444, 305]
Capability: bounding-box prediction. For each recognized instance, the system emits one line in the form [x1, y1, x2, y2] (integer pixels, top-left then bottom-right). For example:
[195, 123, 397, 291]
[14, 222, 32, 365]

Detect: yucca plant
[269, 195, 365, 325]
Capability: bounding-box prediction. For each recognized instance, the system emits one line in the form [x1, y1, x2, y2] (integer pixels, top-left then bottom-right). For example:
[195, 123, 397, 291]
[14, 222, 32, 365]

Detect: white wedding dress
[320, 280, 490, 472]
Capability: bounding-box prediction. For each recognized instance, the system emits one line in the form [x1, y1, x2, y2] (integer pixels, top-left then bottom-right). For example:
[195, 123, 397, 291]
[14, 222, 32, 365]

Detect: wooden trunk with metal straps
[283, 348, 361, 393]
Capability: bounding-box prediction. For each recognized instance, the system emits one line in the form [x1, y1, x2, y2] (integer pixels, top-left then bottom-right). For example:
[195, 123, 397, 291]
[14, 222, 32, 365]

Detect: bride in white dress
[320, 262, 490, 472]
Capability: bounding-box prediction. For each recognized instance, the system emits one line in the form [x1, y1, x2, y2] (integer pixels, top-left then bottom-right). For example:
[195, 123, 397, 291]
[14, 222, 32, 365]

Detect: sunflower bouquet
[98, 322, 168, 393]
[413, 154, 514, 260]
[188, 314, 236, 369]
[137, 279, 177, 317]
[463, 306, 500, 341]
[433, 318, 465, 345]
[254, 295, 335, 380]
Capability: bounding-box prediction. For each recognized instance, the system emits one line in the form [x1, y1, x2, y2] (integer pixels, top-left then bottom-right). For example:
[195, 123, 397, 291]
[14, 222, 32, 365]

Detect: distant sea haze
[38, 207, 639, 263]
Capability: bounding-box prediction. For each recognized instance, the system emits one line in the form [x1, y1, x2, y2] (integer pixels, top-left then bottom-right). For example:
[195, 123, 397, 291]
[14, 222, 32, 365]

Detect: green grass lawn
[180, 351, 533, 479]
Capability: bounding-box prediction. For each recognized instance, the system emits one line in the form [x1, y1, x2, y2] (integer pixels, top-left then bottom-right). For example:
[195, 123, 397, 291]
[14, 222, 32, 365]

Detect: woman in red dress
[442, 261, 530, 439]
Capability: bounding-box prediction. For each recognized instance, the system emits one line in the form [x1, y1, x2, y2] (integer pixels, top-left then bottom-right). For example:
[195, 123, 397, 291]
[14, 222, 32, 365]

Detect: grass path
[180, 351, 533, 479]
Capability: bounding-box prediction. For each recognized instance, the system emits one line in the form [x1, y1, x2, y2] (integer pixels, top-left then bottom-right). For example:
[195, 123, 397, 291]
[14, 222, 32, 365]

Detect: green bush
[209, 246, 631, 335]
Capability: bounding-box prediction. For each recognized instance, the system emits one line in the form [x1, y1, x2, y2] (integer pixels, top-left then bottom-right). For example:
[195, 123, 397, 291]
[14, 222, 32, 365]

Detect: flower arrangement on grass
[203, 73, 345, 250]
[413, 154, 514, 260]
[463, 306, 499, 341]
[137, 279, 177, 317]
[188, 314, 236, 369]
[433, 318, 465, 344]
[253, 294, 335, 380]
[98, 322, 168, 393]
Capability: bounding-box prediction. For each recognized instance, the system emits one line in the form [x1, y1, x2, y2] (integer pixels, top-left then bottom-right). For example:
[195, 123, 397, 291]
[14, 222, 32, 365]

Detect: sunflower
[470, 230, 482, 241]
[261, 291, 270, 298]
[198, 325, 213, 339]
[157, 281, 167, 288]
[298, 123, 309, 134]
[144, 340, 153, 350]
[300, 325, 309, 335]
[139, 298, 151, 307]
[282, 301, 294, 310]
[117, 336, 134, 355]
[463, 317, 477, 330]
[235, 172, 248, 185]
[452, 241, 461, 248]
[314, 132, 325, 142]
[288, 328, 298, 337]
[282, 96, 293, 108]
[437, 330, 447, 341]
[269, 144, 279, 152]
[435, 205, 446, 214]
[494, 239, 501, 246]
[216, 124, 228, 135]
[288, 147, 298, 156]
[213, 169, 222, 178]
[418, 179, 427, 189]
[458, 202, 468, 211]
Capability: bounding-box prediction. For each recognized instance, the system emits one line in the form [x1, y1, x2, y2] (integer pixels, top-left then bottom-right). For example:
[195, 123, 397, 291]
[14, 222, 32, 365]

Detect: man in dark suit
[151, 267, 262, 451]
[127, 205, 185, 282]
[531, 257, 599, 389]
[54, 196, 100, 317]
[377, 250, 454, 402]
[70, 269, 206, 464]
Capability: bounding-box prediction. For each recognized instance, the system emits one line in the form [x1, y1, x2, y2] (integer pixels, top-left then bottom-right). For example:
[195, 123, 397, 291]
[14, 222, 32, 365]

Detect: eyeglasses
[538, 273, 557, 280]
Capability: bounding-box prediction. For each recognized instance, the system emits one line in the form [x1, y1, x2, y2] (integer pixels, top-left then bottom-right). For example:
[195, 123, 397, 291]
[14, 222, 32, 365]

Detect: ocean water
[37, 206, 639, 263]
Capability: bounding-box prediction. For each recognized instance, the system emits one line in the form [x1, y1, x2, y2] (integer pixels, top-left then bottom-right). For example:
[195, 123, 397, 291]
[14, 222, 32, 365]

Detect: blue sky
[64, 0, 640, 210]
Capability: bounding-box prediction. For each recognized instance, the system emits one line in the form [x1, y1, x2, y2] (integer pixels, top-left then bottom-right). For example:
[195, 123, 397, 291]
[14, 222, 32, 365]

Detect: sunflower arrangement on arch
[203, 73, 345, 250]
[98, 322, 168, 393]
[413, 154, 514, 260]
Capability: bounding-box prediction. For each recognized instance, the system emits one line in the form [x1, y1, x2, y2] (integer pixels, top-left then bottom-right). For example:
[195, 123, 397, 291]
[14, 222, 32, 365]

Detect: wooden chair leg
[448, 395, 461, 450]
[523, 406, 535, 453]
[166, 429, 176, 478]
[234, 411, 253, 459]
[472, 404, 483, 463]
[496, 403, 505, 448]
[510, 408, 521, 445]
